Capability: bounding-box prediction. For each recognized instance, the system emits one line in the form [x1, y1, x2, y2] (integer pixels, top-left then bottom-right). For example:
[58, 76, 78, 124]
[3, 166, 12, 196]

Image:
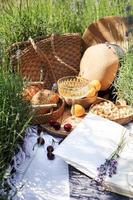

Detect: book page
[54, 113, 133, 197]
[105, 134, 133, 197]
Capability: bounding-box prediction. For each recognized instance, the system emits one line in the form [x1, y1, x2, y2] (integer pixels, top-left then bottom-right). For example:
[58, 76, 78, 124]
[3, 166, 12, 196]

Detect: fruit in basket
[47, 152, 55, 160]
[89, 80, 101, 91]
[87, 86, 96, 98]
[71, 104, 85, 117]
[37, 137, 45, 145]
[79, 43, 119, 90]
[37, 124, 43, 135]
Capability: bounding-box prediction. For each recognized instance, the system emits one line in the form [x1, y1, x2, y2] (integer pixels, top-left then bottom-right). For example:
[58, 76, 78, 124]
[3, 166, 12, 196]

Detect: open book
[54, 113, 133, 198]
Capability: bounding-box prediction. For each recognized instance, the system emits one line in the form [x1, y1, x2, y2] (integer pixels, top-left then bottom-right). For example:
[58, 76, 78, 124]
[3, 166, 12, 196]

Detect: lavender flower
[90, 131, 127, 191]
[70, 0, 85, 14]
[52, 83, 58, 92]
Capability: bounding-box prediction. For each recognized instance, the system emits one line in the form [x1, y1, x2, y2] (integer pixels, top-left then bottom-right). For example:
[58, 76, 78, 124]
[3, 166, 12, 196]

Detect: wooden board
[42, 106, 83, 138]
[43, 97, 133, 137]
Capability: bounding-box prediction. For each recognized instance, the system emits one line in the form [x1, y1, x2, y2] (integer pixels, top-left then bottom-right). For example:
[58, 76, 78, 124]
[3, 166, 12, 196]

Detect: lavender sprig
[90, 130, 127, 191]
[52, 83, 58, 92]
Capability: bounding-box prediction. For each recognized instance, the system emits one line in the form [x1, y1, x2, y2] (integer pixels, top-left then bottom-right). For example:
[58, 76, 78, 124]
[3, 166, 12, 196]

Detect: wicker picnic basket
[8, 33, 82, 124]
[89, 97, 133, 125]
[8, 33, 82, 89]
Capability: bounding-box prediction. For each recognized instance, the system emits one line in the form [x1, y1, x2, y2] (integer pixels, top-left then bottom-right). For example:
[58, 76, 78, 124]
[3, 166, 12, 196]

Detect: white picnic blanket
[8, 126, 70, 200]
[5, 121, 133, 200]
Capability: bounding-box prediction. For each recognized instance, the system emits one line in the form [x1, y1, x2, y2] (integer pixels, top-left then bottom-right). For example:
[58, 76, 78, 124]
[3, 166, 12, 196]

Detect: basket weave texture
[8, 33, 82, 124]
[8, 33, 82, 89]
[31, 98, 65, 125]
[89, 98, 133, 125]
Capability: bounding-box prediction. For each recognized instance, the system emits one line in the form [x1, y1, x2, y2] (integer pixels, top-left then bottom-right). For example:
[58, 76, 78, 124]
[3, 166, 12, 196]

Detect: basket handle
[29, 37, 57, 83]
[30, 103, 57, 115]
[50, 33, 78, 74]
[32, 104, 57, 109]
[7, 35, 51, 54]
[7, 38, 49, 86]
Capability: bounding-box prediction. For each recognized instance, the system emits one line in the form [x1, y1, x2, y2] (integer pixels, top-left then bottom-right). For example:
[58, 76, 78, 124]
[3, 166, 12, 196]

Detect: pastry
[31, 89, 59, 115]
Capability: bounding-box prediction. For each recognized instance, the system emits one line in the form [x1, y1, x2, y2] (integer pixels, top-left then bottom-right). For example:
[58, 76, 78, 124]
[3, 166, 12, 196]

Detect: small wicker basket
[31, 98, 65, 125]
[89, 97, 133, 125]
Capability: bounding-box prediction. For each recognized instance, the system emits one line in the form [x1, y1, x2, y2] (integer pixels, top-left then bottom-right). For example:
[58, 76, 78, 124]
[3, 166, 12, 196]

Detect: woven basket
[8, 33, 82, 124]
[8, 33, 82, 89]
[31, 98, 65, 125]
[89, 97, 133, 125]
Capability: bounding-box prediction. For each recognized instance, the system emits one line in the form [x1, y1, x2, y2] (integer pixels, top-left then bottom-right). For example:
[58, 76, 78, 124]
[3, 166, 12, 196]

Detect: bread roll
[31, 89, 59, 115]
[31, 89, 59, 105]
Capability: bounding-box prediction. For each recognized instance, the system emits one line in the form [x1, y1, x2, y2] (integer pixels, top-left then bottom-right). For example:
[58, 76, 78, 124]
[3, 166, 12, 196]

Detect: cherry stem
[32, 143, 37, 151]
[52, 139, 55, 146]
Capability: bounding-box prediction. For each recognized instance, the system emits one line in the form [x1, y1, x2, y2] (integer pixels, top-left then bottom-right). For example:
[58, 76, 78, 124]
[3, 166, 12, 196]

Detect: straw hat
[82, 16, 129, 51]
[79, 43, 122, 91]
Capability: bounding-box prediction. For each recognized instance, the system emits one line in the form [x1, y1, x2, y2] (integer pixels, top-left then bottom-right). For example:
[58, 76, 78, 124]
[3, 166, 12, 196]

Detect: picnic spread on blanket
[2, 16, 133, 199]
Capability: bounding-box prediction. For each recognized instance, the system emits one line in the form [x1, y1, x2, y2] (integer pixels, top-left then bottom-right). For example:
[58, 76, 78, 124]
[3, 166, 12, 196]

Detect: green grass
[0, 0, 132, 47]
[114, 51, 133, 105]
[0, 68, 31, 180]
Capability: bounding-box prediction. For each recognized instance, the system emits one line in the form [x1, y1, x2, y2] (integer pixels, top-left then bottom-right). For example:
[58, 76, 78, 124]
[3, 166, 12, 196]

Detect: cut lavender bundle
[91, 130, 127, 191]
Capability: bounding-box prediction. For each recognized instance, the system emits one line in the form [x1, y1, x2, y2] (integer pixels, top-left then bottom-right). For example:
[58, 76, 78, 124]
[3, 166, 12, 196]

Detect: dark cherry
[47, 145, 54, 152]
[53, 121, 61, 130]
[64, 123, 72, 132]
[49, 120, 57, 127]
[37, 137, 45, 145]
[47, 152, 55, 160]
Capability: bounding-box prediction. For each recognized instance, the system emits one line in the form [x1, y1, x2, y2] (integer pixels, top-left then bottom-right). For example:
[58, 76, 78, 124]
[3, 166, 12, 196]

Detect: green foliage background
[0, 0, 133, 193]
[0, 0, 132, 46]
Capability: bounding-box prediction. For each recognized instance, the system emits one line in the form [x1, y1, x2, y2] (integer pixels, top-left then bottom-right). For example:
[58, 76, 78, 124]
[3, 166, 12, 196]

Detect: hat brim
[82, 16, 131, 51]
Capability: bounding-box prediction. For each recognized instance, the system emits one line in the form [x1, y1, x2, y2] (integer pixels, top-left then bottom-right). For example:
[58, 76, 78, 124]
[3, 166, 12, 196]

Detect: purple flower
[91, 157, 118, 190]
[90, 131, 126, 191]
[52, 83, 58, 92]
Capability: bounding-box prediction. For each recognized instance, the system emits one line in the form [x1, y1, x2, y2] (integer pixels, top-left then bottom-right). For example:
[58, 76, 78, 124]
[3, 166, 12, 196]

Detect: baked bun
[31, 89, 59, 105]
[31, 89, 59, 115]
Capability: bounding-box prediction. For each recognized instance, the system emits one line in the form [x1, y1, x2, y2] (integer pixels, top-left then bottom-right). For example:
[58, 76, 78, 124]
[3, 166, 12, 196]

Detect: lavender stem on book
[90, 129, 127, 191]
